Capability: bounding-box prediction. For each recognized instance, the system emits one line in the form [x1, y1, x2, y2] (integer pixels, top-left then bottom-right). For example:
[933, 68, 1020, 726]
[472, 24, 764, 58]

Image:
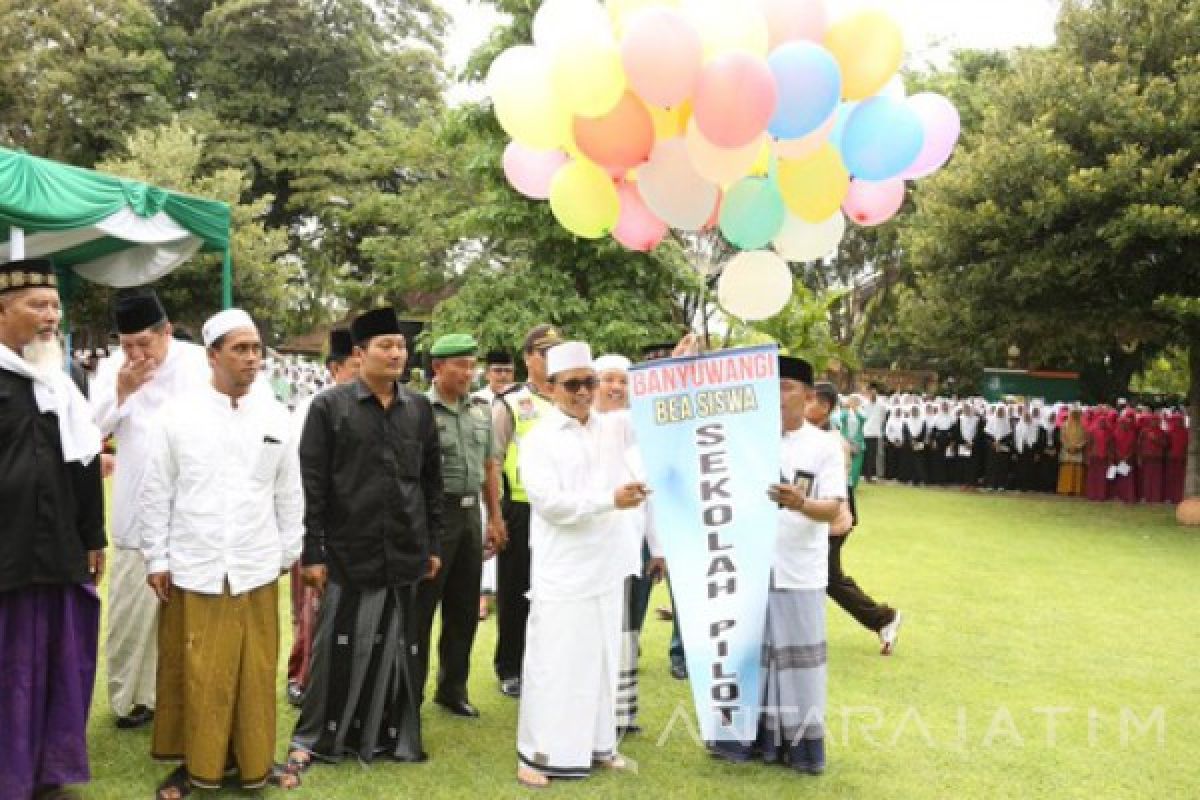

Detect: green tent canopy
[0, 147, 234, 306]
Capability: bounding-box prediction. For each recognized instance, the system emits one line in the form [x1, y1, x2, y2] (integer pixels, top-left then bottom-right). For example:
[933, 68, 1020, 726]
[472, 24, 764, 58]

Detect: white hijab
[985, 407, 1011, 439]
[959, 408, 980, 441]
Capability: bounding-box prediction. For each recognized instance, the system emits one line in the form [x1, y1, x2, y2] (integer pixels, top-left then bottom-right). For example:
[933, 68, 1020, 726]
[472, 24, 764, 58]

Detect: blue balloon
[767, 43, 842, 140]
[839, 97, 925, 181]
[828, 101, 857, 152]
[719, 177, 785, 251]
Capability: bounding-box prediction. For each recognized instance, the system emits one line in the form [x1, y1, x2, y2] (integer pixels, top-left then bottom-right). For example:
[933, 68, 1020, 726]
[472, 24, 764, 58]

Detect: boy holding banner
[755, 356, 846, 775]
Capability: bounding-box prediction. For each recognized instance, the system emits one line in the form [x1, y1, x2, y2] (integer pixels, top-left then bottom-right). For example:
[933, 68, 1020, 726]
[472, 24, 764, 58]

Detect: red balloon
[573, 91, 655, 172]
[693, 53, 778, 148]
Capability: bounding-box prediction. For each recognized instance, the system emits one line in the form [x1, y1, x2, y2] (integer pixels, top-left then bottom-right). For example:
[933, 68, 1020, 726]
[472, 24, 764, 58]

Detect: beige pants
[105, 548, 159, 716]
[152, 582, 279, 788]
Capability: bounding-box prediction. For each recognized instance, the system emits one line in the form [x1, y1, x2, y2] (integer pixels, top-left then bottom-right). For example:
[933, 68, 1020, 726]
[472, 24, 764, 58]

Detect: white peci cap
[592, 354, 631, 374]
[546, 341, 593, 377]
[202, 308, 257, 347]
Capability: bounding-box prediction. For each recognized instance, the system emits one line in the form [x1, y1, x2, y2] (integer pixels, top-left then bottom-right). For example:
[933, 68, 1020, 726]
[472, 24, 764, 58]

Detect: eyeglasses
[557, 377, 598, 393]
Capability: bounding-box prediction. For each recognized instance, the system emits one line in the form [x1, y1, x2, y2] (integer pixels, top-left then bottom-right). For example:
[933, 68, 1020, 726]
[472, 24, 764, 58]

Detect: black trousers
[863, 437, 880, 480]
[494, 499, 531, 681]
[827, 530, 894, 633]
[415, 498, 483, 704]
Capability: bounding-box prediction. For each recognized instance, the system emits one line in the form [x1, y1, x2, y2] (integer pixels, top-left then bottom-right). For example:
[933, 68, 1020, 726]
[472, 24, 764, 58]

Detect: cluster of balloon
[488, 0, 960, 320]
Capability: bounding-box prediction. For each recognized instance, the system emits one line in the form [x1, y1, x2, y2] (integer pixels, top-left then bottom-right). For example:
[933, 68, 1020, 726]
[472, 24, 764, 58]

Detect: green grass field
[83, 485, 1200, 799]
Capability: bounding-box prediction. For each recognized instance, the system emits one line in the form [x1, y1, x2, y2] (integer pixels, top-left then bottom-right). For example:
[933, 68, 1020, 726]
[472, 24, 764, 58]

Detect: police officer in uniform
[415, 333, 505, 717]
[491, 324, 562, 697]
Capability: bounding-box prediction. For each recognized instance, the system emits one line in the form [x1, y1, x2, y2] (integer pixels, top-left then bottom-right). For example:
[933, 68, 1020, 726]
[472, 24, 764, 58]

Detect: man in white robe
[515, 341, 648, 788]
[90, 289, 211, 728]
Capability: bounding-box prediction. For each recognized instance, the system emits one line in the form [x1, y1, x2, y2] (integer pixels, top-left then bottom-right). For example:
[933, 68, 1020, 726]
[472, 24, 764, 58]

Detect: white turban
[202, 308, 257, 347]
[546, 341, 593, 377]
[592, 354, 631, 374]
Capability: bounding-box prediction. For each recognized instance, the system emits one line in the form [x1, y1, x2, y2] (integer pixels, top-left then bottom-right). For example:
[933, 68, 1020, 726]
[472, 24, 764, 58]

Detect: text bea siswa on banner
[628, 344, 780, 742]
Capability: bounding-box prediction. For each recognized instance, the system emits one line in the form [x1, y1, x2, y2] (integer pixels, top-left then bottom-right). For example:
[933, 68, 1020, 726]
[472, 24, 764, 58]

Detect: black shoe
[499, 677, 521, 698]
[670, 662, 688, 680]
[115, 705, 154, 729]
[435, 696, 480, 717]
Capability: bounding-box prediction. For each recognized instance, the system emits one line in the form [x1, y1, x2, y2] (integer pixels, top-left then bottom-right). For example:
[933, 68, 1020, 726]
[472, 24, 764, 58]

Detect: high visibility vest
[501, 386, 553, 503]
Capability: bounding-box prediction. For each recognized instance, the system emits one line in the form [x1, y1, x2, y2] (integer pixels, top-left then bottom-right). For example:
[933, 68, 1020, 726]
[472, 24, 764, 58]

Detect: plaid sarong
[758, 588, 826, 769]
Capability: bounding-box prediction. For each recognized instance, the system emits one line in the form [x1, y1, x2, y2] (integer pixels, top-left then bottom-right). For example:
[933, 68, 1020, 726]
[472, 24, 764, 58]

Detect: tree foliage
[0, 0, 173, 164]
[888, 0, 1199, 401]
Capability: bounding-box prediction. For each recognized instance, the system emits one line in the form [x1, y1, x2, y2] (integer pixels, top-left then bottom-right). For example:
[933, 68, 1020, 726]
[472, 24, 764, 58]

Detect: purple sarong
[0, 583, 100, 798]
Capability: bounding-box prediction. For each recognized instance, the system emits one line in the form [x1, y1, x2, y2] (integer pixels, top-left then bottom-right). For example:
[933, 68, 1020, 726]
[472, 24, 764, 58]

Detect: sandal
[267, 764, 302, 791]
[154, 766, 192, 800]
[285, 749, 314, 775]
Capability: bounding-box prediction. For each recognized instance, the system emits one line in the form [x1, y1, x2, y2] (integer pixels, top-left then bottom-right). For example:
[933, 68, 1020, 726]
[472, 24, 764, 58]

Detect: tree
[71, 119, 296, 338]
[0, 0, 173, 164]
[898, 0, 1200, 498]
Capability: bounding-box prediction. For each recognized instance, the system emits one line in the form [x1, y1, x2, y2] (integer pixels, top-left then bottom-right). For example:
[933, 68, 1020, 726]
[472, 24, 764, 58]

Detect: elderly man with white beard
[0, 257, 106, 799]
[514, 341, 649, 788]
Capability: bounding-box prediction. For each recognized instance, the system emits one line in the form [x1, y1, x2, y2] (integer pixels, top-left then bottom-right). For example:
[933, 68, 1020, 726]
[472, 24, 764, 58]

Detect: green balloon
[718, 176, 785, 250]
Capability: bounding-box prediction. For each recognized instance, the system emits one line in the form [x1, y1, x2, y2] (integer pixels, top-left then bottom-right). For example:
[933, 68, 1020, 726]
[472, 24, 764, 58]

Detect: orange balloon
[574, 91, 655, 172]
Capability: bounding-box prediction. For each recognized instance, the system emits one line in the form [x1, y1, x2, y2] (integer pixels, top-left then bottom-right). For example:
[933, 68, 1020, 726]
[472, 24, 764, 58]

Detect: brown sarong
[152, 581, 279, 788]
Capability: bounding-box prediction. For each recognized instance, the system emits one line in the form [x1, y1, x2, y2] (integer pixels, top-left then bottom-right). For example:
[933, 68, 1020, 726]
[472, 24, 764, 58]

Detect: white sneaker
[879, 610, 904, 655]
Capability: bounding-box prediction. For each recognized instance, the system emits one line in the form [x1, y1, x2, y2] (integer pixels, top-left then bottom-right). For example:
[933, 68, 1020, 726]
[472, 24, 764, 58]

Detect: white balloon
[637, 138, 720, 230]
[717, 250, 794, 320]
[773, 211, 845, 262]
[534, 0, 614, 52]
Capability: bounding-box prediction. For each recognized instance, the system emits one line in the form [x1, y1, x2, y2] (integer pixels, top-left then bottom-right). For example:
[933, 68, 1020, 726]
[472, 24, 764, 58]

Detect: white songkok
[592, 354, 631, 375]
[546, 341, 593, 377]
[202, 308, 257, 347]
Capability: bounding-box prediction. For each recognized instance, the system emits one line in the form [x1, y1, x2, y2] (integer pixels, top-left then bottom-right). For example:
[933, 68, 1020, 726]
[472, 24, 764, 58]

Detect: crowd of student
[833, 391, 1190, 504]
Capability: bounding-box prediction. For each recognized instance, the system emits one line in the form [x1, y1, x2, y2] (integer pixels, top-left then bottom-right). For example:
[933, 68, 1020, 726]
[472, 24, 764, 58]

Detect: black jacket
[0, 369, 105, 592]
[299, 378, 443, 587]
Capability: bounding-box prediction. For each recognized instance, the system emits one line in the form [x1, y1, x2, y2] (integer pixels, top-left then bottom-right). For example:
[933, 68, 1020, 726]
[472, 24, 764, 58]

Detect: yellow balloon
[682, 0, 768, 60]
[552, 37, 626, 118]
[608, 0, 681, 36]
[549, 160, 621, 238]
[647, 102, 691, 141]
[749, 140, 772, 176]
[776, 144, 849, 222]
[487, 46, 570, 149]
[823, 10, 903, 101]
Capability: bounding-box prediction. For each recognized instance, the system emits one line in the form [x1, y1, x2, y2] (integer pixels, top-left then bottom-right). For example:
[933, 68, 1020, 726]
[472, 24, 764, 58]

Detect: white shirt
[863, 398, 886, 437]
[91, 340, 212, 549]
[138, 383, 304, 595]
[602, 412, 664, 578]
[773, 423, 847, 590]
[519, 406, 635, 599]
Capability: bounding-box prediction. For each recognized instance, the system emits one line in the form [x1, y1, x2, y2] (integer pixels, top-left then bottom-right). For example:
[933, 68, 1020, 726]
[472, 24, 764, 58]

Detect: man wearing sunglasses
[514, 341, 649, 788]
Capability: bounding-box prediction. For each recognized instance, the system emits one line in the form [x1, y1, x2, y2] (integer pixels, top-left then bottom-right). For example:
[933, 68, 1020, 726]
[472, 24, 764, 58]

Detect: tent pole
[222, 248, 233, 309]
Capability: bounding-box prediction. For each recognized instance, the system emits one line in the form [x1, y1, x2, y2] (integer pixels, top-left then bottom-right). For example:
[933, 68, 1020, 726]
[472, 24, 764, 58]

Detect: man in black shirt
[287, 306, 443, 771]
[0, 257, 106, 798]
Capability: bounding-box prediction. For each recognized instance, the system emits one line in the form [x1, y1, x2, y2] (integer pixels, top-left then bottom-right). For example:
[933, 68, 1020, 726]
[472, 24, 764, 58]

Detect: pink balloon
[842, 178, 905, 226]
[621, 8, 703, 108]
[693, 53, 778, 149]
[503, 141, 568, 200]
[900, 92, 961, 179]
[614, 183, 668, 251]
[757, 0, 829, 51]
